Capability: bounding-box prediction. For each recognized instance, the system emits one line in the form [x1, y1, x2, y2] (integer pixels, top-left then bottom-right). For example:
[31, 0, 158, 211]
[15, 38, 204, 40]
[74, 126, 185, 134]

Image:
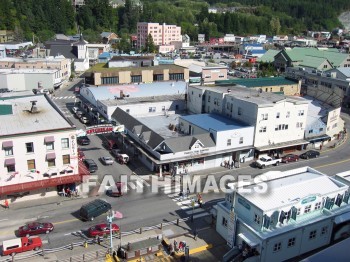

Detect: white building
[216, 167, 350, 262]
[0, 93, 79, 202]
[0, 68, 61, 91]
[224, 34, 235, 43]
[187, 85, 310, 156]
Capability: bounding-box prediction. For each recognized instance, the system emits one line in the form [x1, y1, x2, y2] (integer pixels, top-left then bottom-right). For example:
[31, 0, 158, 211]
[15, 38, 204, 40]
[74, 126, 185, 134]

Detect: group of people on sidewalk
[59, 187, 79, 198]
[223, 159, 242, 169]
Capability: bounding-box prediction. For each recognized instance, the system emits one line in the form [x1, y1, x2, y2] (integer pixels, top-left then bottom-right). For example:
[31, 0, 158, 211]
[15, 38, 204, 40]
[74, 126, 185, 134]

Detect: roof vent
[30, 100, 38, 113]
[227, 89, 231, 93]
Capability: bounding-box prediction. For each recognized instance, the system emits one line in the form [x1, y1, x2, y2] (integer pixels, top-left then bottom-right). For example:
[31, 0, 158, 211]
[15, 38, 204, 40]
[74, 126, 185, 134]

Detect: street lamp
[106, 211, 115, 254]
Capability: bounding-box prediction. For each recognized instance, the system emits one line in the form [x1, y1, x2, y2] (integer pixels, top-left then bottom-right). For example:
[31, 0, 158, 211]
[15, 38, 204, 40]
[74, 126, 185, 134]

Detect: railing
[0, 216, 196, 262]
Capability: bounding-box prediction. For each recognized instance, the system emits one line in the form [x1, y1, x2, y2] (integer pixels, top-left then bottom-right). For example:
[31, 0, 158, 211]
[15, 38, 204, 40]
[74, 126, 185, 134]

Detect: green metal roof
[257, 49, 280, 63]
[215, 77, 298, 88]
[298, 56, 329, 69]
[285, 47, 347, 67]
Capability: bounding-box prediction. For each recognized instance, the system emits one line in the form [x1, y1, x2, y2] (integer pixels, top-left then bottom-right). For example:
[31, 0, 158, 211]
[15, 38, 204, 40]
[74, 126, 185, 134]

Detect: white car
[100, 156, 114, 165]
[72, 107, 79, 114]
[80, 116, 90, 124]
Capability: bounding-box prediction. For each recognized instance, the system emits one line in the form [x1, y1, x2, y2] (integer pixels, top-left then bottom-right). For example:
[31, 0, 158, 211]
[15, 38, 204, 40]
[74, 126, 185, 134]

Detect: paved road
[1, 79, 349, 254]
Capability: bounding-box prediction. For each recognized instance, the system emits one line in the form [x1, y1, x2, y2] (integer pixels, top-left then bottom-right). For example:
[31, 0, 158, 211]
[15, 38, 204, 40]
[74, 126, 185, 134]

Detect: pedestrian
[230, 161, 234, 169]
[174, 239, 178, 251]
[187, 187, 190, 195]
[4, 199, 9, 209]
[193, 229, 198, 240]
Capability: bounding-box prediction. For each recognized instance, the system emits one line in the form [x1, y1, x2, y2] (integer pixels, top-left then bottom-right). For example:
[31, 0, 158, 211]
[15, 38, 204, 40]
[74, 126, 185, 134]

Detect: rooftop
[0, 68, 58, 74]
[84, 81, 187, 101]
[239, 167, 346, 211]
[0, 94, 74, 137]
[181, 113, 250, 132]
[110, 56, 154, 61]
[215, 76, 299, 88]
[86, 63, 185, 73]
[257, 49, 280, 63]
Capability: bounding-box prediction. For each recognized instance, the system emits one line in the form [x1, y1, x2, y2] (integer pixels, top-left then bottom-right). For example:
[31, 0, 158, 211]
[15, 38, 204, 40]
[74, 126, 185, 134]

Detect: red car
[18, 222, 54, 237]
[87, 223, 119, 238]
[1, 237, 42, 256]
[281, 154, 299, 163]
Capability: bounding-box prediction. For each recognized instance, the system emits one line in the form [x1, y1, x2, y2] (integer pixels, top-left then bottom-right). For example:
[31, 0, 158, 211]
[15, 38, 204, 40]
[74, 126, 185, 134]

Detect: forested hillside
[0, 0, 349, 43]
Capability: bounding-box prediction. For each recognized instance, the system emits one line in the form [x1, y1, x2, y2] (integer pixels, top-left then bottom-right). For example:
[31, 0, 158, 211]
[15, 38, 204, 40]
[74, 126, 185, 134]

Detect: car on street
[77, 136, 90, 145]
[299, 150, 320, 159]
[281, 154, 299, 163]
[254, 156, 281, 169]
[80, 115, 90, 124]
[71, 107, 79, 114]
[110, 148, 122, 157]
[100, 156, 114, 165]
[75, 110, 84, 118]
[102, 139, 118, 151]
[106, 182, 126, 197]
[83, 159, 98, 173]
[87, 223, 119, 237]
[18, 222, 54, 237]
[1, 237, 42, 256]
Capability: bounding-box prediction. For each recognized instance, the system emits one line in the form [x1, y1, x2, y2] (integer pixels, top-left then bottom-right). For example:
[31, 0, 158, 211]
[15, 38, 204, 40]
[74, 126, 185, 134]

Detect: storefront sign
[86, 125, 114, 135]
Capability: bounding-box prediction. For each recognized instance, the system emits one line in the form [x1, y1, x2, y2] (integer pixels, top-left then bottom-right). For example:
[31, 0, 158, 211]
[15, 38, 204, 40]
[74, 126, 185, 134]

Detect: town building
[83, 61, 189, 86]
[0, 30, 14, 43]
[186, 64, 228, 84]
[111, 108, 254, 175]
[0, 92, 80, 202]
[187, 85, 310, 156]
[0, 56, 71, 88]
[216, 166, 350, 262]
[136, 22, 182, 50]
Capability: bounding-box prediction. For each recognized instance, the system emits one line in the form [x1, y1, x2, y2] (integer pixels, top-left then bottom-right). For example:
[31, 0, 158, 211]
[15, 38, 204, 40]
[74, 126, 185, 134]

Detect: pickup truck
[254, 156, 281, 169]
[1, 236, 42, 256]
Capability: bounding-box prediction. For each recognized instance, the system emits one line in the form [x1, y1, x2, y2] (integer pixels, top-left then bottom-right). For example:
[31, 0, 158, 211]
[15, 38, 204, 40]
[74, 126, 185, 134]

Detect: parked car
[1, 237, 42, 256]
[83, 159, 98, 173]
[18, 222, 54, 237]
[117, 154, 129, 165]
[77, 136, 90, 146]
[102, 140, 118, 151]
[71, 107, 79, 114]
[299, 150, 320, 159]
[254, 156, 281, 169]
[87, 223, 119, 237]
[75, 110, 84, 118]
[80, 115, 90, 124]
[106, 182, 126, 197]
[110, 149, 122, 157]
[281, 154, 299, 163]
[100, 156, 114, 165]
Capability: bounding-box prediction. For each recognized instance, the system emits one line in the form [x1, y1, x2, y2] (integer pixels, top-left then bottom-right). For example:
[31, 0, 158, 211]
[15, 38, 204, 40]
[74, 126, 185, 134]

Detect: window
[162, 106, 166, 111]
[222, 217, 228, 227]
[315, 202, 322, 210]
[321, 226, 328, 235]
[238, 107, 242, 116]
[47, 159, 56, 167]
[254, 214, 261, 224]
[280, 87, 284, 92]
[275, 124, 288, 131]
[239, 137, 243, 144]
[27, 159, 36, 170]
[286, 111, 290, 118]
[304, 205, 311, 214]
[7, 165, 15, 172]
[288, 237, 296, 247]
[259, 126, 267, 133]
[296, 122, 303, 128]
[62, 155, 70, 165]
[46, 142, 54, 150]
[227, 139, 231, 146]
[126, 109, 130, 113]
[148, 107, 156, 112]
[26, 142, 34, 153]
[319, 128, 324, 132]
[297, 208, 301, 216]
[273, 242, 282, 252]
[309, 230, 317, 240]
[309, 129, 313, 134]
[208, 96, 211, 102]
[5, 147, 13, 156]
[61, 138, 69, 149]
[276, 112, 280, 118]
[298, 110, 304, 116]
[261, 113, 268, 120]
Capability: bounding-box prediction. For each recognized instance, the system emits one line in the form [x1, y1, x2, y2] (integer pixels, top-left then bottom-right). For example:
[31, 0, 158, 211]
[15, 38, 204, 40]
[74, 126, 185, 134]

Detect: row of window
[273, 226, 328, 252]
[7, 155, 70, 173]
[4, 139, 70, 156]
[226, 138, 244, 146]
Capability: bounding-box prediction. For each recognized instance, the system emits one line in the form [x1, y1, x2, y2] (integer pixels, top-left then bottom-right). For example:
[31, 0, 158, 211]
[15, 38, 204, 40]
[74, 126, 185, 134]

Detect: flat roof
[0, 68, 58, 74]
[85, 81, 187, 101]
[191, 85, 309, 106]
[215, 77, 298, 88]
[181, 113, 250, 132]
[0, 57, 67, 62]
[0, 94, 74, 136]
[239, 167, 346, 211]
[101, 94, 185, 106]
[87, 63, 185, 73]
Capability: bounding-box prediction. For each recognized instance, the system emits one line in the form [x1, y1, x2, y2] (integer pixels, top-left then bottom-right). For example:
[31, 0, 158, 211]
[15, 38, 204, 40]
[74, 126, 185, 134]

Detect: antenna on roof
[30, 100, 38, 113]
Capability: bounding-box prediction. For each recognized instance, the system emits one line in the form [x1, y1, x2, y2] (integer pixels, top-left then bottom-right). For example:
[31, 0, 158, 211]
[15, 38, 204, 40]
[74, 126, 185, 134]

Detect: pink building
[137, 22, 182, 49]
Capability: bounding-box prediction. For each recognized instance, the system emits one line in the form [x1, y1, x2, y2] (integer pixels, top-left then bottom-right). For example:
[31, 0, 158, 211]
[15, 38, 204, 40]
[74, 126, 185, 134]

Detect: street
[1, 78, 349, 253]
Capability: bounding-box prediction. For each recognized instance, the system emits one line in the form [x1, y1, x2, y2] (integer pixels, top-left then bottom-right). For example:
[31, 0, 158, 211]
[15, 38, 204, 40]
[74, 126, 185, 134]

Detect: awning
[2, 141, 13, 148]
[238, 232, 260, 248]
[44, 136, 55, 143]
[255, 139, 309, 151]
[4, 158, 15, 166]
[0, 175, 81, 195]
[46, 152, 56, 160]
[334, 211, 350, 225]
[307, 135, 331, 143]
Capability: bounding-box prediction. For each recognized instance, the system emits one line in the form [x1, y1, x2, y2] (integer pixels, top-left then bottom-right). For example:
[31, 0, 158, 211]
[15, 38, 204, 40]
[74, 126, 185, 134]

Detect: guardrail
[0, 216, 195, 262]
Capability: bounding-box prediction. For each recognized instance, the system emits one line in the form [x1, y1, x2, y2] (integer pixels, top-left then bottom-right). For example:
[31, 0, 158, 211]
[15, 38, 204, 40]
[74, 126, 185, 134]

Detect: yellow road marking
[315, 158, 350, 169]
[53, 218, 79, 225]
[189, 243, 213, 255]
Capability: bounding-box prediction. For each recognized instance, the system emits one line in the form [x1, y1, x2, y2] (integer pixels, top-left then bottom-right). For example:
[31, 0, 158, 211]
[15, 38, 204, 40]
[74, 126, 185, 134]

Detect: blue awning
[308, 135, 331, 143]
[334, 211, 350, 225]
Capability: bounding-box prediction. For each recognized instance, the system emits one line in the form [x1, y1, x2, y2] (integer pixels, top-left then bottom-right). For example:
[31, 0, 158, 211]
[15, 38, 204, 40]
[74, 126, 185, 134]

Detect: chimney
[227, 89, 231, 93]
[30, 100, 38, 113]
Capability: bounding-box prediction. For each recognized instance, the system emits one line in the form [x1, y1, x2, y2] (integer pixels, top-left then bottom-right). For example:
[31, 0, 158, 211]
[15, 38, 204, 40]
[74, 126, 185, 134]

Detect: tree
[270, 17, 281, 35]
[117, 33, 132, 54]
[143, 33, 156, 53]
